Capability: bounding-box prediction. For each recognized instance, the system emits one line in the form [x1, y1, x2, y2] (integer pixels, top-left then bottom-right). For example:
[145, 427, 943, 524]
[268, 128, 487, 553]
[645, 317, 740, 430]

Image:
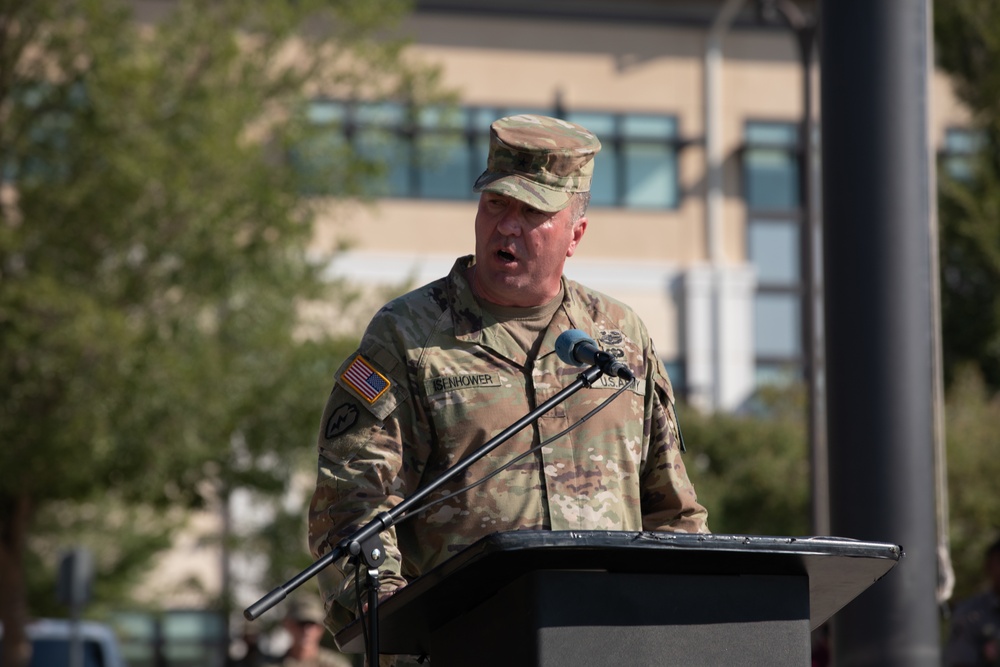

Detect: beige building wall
[314, 10, 970, 372]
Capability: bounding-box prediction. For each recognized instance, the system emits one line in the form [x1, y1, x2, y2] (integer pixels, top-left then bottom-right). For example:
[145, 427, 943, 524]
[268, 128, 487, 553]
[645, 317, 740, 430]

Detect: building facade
[134, 0, 972, 614]
[304, 0, 970, 412]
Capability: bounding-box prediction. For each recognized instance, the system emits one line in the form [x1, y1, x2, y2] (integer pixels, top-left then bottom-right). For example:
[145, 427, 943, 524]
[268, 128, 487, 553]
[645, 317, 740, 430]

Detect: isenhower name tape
[341, 356, 391, 403]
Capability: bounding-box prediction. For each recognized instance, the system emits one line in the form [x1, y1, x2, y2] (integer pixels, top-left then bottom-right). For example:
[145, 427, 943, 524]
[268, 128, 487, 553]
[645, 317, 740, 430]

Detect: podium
[334, 531, 901, 666]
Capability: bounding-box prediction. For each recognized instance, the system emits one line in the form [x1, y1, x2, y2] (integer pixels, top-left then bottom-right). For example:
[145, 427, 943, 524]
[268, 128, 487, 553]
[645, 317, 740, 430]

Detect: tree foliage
[934, 0, 1000, 391]
[942, 366, 1000, 604]
[678, 386, 811, 537]
[0, 0, 441, 663]
[933, 0, 1000, 610]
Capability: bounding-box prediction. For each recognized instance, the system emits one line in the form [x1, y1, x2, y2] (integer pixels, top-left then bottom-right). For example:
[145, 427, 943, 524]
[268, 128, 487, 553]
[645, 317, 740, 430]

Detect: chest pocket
[422, 361, 532, 455]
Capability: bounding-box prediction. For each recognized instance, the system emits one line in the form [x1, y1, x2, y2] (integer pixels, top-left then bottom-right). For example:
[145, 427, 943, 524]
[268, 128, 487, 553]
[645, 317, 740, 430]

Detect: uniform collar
[446, 255, 580, 367]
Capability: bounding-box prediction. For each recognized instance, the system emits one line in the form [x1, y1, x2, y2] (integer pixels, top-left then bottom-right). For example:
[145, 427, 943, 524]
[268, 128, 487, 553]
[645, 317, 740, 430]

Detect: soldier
[945, 538, 1000, 667]
[278, 596, 354, 667]
[307, 114, 709, 641]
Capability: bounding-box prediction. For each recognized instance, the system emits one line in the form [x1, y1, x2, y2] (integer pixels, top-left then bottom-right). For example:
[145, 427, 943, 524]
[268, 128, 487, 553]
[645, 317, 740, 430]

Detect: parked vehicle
[0, 618, 127, 667]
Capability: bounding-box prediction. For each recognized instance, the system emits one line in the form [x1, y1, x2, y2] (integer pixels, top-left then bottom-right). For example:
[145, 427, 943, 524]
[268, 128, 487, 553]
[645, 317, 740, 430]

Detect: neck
[289, 644, 318, 660]
[467, 264, 562, 308]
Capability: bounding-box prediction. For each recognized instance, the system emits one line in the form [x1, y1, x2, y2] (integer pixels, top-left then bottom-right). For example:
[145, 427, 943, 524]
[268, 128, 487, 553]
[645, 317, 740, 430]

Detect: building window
[941, 127, 985, 182]
[416, 105, 471, 199]
[353, 102, 411, 197]
[294, 102, 681, 209]
[744, 121, 802, 386]
[744, 122, 799, 209]
[749, 220, 799, 285]
[566, 113, 680, 209]
[563, 111, 618, 206]
[289, 99, 349, 196]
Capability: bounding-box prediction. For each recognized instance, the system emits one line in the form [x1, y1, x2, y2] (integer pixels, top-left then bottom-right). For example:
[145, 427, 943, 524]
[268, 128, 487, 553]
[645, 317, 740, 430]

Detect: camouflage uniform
[308, 255, 709, 633]
[280, 650, 354, 667]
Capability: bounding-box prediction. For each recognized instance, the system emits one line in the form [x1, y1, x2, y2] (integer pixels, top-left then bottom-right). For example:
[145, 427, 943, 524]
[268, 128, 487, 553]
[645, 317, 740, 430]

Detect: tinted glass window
[749, 220, 800, 284]
[417, 106, 470, 199]
[745, 122, 799, 211]
[754, 293, 800, 357]
[745, 121, 803, 386]
[355, 102, 410, 197]
[297, 103, 680, 210]
[943, 127, 985, 182]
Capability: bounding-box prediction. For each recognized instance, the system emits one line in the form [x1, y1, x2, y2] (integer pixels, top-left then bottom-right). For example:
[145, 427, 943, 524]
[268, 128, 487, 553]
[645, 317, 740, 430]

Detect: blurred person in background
[945, 537, 1000, 667]
[278, 596, 353, 667]
[231, 622, 272, 667]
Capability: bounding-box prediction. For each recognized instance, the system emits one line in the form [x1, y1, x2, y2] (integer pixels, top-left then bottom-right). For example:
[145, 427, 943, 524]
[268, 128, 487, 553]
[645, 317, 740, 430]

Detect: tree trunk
[0, 494, 33, 667]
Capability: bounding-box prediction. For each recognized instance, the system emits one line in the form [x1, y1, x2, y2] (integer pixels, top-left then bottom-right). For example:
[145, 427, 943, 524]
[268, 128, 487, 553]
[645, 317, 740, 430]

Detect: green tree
[934, 0, 1000, 391]
[934, 0, 1000, 609]
[678, 386, 811, 537]
[0, 1, 442, 663]
[942, 366, 1000, 604]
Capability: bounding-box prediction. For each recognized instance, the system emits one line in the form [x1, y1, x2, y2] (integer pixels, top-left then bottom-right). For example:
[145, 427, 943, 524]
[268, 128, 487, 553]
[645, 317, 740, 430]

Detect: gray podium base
[432, 571, 810, 667]
[335, 532, 902, 665]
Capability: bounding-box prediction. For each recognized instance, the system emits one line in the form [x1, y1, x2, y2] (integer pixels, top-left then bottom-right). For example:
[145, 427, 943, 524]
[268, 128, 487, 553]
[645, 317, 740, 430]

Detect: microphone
[555, 329, 634, 382]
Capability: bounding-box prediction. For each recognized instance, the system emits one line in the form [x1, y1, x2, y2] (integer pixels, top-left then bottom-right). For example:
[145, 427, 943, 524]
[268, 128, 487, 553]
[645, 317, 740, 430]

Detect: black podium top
[335, 530, 901, 653]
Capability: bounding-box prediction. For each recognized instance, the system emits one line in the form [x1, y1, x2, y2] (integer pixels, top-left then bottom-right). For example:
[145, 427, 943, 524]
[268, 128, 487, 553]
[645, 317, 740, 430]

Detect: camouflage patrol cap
[473, 114, 602, 213]
[285, 595, 326, 625]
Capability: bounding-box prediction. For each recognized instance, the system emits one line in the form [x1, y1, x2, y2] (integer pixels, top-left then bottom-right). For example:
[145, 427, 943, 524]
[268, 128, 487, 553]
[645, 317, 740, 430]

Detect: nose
[496, 205, 523, 237]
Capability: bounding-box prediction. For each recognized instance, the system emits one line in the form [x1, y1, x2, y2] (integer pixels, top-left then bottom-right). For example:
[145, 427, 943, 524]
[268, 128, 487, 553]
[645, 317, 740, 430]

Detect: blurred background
[1, 0, 997, 665]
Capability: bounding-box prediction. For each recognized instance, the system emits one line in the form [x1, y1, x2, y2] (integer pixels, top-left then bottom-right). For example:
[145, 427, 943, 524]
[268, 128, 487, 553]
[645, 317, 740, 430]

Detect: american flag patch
[341, 356, 391, 403]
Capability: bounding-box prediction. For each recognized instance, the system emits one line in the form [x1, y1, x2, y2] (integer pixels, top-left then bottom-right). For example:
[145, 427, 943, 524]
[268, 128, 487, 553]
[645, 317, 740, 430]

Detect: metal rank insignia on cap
[341, 356, 391, 403]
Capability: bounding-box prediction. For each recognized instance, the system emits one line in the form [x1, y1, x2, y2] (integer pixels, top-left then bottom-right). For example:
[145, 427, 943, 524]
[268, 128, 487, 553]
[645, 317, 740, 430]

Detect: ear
[566, 216, 587, 257]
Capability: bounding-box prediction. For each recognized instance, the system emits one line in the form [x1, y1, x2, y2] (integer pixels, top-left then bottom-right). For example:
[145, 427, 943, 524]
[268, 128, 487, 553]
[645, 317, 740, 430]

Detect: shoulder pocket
[318, 390, 387, 465]
[335, 351, 406, 422]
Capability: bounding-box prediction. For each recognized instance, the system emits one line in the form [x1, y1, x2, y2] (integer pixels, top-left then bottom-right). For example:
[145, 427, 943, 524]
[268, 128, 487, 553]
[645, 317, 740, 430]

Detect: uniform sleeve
[638, 346, 710, 534]
[307, 346, 425, 634]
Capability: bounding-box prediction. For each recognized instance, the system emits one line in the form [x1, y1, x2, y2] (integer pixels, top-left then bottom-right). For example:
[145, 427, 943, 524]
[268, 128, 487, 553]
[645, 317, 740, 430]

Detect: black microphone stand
[243, 363, 609, 666]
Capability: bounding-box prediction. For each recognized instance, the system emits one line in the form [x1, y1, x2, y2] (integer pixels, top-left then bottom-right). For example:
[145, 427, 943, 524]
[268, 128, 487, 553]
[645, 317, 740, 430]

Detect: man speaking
[307, 113, 709, 636]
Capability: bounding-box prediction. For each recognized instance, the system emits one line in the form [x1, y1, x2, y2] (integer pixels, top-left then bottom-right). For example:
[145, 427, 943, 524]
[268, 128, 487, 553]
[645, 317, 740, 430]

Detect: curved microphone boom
[555, 329, 634, 381]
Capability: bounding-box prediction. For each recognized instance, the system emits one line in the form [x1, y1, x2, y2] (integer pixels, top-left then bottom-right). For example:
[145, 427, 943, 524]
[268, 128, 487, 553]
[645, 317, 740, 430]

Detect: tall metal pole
[821, 1, 941, 665]
[798, 25, 829, 538]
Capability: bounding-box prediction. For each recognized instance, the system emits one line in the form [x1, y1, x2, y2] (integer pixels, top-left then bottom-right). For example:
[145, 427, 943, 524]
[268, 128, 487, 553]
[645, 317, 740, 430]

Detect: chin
[490, 281, 535, 305]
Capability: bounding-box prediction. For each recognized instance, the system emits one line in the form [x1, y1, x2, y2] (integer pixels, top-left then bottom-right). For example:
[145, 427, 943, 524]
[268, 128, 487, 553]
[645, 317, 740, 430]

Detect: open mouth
[497, 249, 516, 262]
